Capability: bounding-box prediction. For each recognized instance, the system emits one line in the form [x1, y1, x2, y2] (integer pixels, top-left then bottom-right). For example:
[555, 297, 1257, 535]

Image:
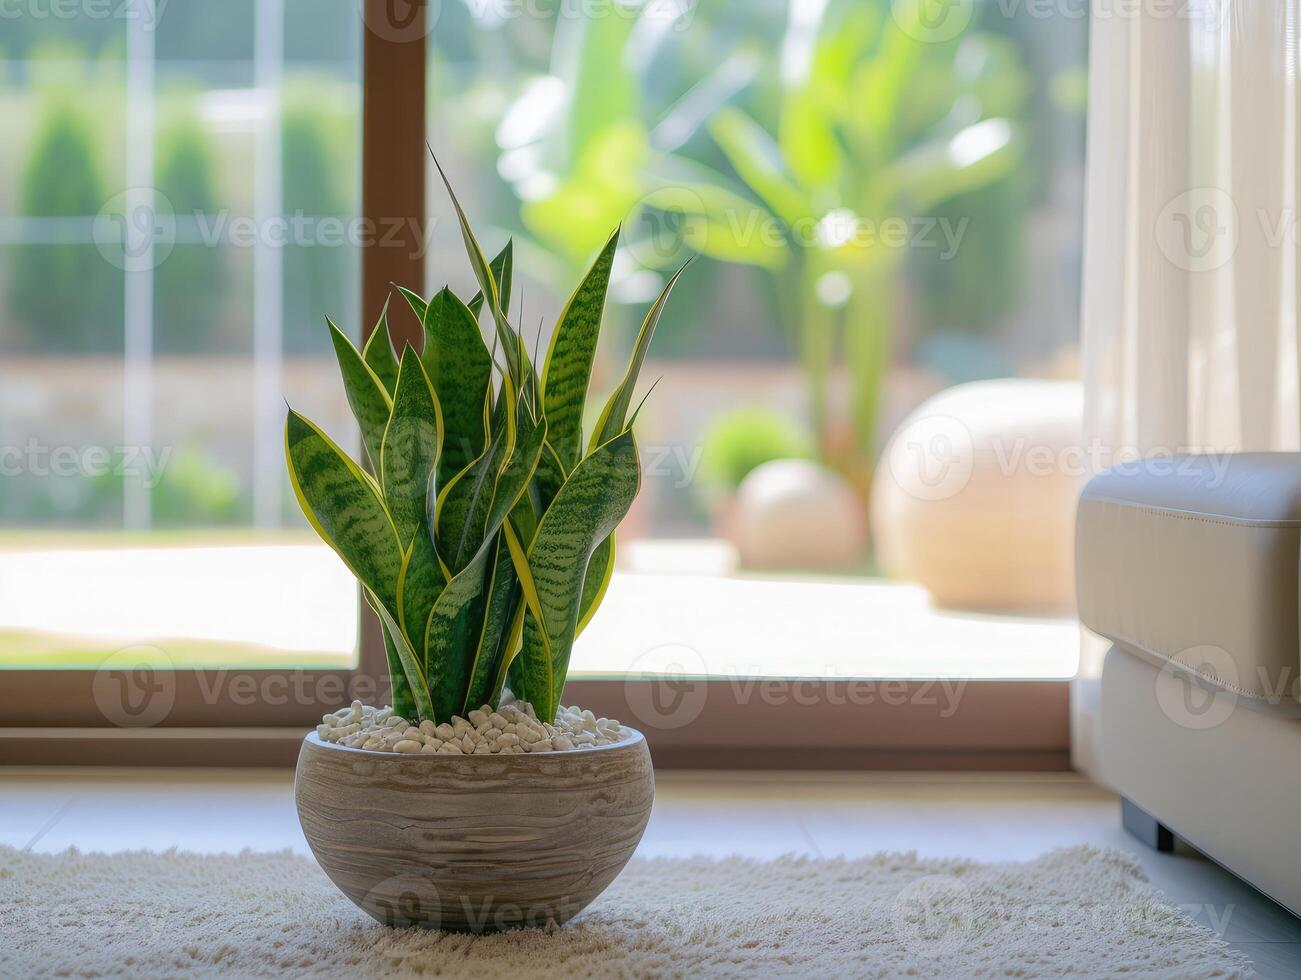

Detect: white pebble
[314, 701, 628, 756]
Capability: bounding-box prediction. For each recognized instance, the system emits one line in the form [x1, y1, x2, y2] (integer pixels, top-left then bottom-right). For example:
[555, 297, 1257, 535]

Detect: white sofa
[1077, 453, 1301, 914]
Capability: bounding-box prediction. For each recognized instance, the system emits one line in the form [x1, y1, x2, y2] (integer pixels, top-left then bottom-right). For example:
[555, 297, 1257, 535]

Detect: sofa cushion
[1076, 453, 1301, 712]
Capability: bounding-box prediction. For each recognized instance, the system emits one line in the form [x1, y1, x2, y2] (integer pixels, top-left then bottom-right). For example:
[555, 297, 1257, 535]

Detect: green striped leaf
[362, 298, 399, 396]
[541, 226, 619, 473]
[370, 589, 436, 722]
[577, 534, 615, 636]
[398, 529, 444, 670]
[395, 285, 428, 324]
[366, 591, 416, 720]
[413, 287, 492, 491]
[489, 601, 527, 706]
[434, 157, 525, 385]
[589, 266, 684, 452]
[508, 428, 641, 722]
[380, 347, 443, 546]
[461, 536, 520, 713]
[468, 240, 514, 320]
[285, 409, 402, 612]
[424, 419, 545, 722]
[436, 383, 517, 574]
[328, 318, 393, 470]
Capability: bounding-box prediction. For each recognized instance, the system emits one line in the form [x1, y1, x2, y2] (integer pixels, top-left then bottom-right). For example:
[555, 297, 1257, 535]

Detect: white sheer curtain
[1075, 0, 1301, 775]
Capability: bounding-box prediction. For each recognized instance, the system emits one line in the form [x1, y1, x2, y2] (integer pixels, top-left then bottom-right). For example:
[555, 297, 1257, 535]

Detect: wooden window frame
[0, 2, 1071, 769]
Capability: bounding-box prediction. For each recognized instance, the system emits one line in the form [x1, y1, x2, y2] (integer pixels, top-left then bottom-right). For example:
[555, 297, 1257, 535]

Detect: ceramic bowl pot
[294, 730, 654, 932]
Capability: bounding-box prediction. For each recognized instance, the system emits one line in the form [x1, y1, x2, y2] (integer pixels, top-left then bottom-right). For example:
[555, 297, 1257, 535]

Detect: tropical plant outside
[493, 0, 1030, 474]
[286, 167, 680, 723]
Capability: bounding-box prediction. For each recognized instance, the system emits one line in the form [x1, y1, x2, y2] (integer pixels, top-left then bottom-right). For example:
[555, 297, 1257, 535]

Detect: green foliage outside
[154, 110, 226, 354]
[281, 88, 356, 355]
[699, 406, 812, 496]
[10, 101, 121, 353]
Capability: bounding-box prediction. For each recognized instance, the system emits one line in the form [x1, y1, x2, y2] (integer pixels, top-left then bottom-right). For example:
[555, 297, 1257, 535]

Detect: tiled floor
[3, 769, 1299, 977]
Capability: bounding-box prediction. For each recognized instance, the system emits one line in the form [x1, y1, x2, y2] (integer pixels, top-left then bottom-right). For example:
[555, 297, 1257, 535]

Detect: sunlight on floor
[0, 540, 1078, 678]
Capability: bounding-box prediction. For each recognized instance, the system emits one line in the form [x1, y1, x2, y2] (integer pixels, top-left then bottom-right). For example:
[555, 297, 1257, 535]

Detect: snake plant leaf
[381, 347, 443, 546]
[366, 591, 416, 720]
[362, 298, 399, 396]
[424, 418, 545, 721]
[489, 600, 527, 706]
[541, 226, 619, 473]
[394, 284, 427, 326]
[327, 318, 393, 470]
[416, 287, 492, 489]
[420, 545, 493, 722]
[532, 440, 569, 514]
[285, 409, 402, 612]
[461, 536, 521, 714]
[468, 239, 514, 320]
[589, 264, 685, 451]
[436, 382, 517, 574]
[369, 588, 436, 722]
[508, 428, 641, 722]
[398, 528, 445, 669]
[576, 534, 615, 636]
[433, 156, 524, 384]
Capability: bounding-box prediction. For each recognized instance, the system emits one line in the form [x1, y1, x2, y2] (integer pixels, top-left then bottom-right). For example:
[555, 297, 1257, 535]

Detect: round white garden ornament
[870, 379, 1083, 612]
[733, 459, 867, 569]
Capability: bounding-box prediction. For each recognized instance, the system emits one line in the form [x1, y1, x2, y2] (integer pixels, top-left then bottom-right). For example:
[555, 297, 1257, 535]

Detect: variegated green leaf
[362, 298, 399, 396]
[285, 409, 402, 611]
[577, 534, 615, 636]
[366, 590, 416, 720]
[436, 383, 517, 574]
[589, 264, 684, 451]
[434, 157, 525, 384]
[399, 528, 444, 670]
[508, 428, 641, 722]
[380, 347, 443, 546]
[327, 318, 393, 470]
[461, 536, 520, 713]
[424, 419, 545, 722]
[468, 240, 514, 320]
[395, 284, 428, 324]
[532, 440, 568, 514]
[370, 589, 436, 722]
[541, 226, 618, 472]
[413, 287, 492, 491]
[489, 600, 527, 706]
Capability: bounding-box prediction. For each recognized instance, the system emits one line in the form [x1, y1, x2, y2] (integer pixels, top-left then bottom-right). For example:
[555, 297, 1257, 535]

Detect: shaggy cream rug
[0, 844, 1250, 978]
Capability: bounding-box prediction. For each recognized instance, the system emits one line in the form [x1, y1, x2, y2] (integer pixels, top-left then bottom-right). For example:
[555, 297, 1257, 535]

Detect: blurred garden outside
[0, 0, 1087, 674]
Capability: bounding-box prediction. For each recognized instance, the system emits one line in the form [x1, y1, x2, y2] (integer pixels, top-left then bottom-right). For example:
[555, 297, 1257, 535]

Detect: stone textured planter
[294, 730, 654, 932]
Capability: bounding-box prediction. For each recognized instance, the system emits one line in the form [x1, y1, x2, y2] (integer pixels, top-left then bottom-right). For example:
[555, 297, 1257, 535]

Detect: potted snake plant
[289, 164, 679, 932]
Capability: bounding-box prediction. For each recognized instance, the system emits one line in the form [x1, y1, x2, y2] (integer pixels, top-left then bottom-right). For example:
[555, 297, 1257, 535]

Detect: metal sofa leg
[1122, 797, 1175, 852]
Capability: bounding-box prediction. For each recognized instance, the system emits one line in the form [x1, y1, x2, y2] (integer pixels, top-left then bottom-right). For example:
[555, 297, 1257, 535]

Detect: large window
[421, 0, 1087, 681]
[1, 1, 363, 670]
[1, 0, 1088, 750]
